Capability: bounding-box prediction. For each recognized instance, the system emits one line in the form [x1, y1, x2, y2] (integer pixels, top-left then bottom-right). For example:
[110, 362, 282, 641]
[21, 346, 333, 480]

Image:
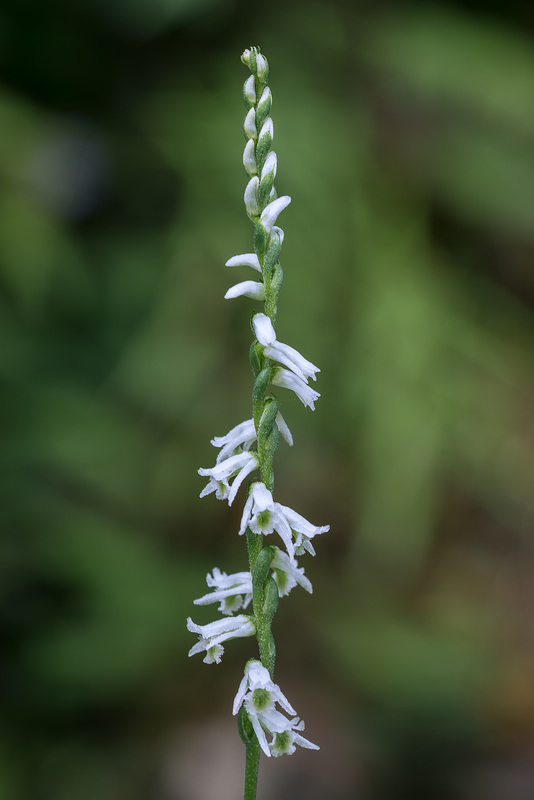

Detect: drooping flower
[193, 568, 253, 615]
[187, 614, 255, 664]
[269, 719, 320, 757]
[232, 659, 319, 757]
[198, 451, 259, 506]
[239, 482, 329, 560]
[253, 313, 319, 383]
[208, 415, 292, 468]
[271, 367, 320, 410]
[271, 548, 312, 596]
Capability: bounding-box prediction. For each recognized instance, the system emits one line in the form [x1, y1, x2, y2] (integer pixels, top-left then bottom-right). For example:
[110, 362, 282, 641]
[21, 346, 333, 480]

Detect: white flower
[269, 719, 320, 757]
[232, 660, 319, 757]
[233, 659, 295, 716]
[243, 138, 257, 176]
[260, 196, 291, 233]
[225, 253, 261, 272]
[198, 451, 259, 506]
[210, 418, 256, 463]
[271, 368, 320, 410]
[278, 504, 330, 557]
[225, 280, 265, 301]
[239, 483, 328, 560]
[253, 313, 319, 383]
[239, 482, 296, 558]
[209, 415, 291, 466]
[244, 176, 260, 216]
[271, 548, 312, 596]
[194, 568, 253, 615]
[187, 614, 255, 664]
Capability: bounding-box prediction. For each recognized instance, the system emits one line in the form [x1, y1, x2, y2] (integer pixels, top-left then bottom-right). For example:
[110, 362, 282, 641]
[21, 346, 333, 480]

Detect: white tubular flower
[260, 195, 291, 233]
[199, 451, 259, 506]
[239, 482, 329, 559]
[232, 660, 318, 758]
[253, 313, 320, 383]
[233, 660, 296, 756]
[243, 74, 256, 104]
[225, 253, 261, 272]
[278, 504, 330, 557]
[210, 418, 256, 463]
[244, 176, 261, 216]
[271, 368, 320, 410]
[225, 280, 266, 301]
[270, 719, 320, 757]
[244, 107, 257, 139]
[187, 614, 255, 664]
[261, 151, 277, 182]
[243, 138, 257, 176]
[238, 482, 296, 559]
[271, 548, 312, 596]
[194, 568, 253, 615]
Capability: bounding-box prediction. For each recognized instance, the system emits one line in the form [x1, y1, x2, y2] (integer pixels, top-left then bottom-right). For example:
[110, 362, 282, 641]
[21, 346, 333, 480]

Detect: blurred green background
[2, 0, 534, 798]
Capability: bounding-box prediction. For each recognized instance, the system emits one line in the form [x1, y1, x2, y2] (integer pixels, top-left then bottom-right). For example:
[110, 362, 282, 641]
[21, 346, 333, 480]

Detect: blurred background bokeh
[2, 0, 534, 797]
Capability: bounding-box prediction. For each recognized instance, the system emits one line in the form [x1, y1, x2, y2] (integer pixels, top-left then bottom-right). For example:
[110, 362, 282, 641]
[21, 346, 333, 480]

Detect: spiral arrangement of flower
[186, 47, 329, 799]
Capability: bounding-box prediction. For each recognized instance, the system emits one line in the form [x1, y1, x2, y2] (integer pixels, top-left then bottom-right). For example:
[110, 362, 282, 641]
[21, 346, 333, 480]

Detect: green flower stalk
[187, 47, 329, 799]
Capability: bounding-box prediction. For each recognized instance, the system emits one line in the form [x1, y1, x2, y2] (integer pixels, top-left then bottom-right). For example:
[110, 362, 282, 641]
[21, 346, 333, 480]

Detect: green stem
[244, 738, 261, 800]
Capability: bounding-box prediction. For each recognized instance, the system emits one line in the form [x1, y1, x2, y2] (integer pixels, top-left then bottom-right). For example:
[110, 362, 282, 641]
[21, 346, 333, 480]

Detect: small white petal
[225, 281, 265, 301]
[260, 196, 291, 232]
[225, 253, 261, 272]
[276, 411, 293, 446]
[253, 312, 276, 345]
[244, 107, 257, 139]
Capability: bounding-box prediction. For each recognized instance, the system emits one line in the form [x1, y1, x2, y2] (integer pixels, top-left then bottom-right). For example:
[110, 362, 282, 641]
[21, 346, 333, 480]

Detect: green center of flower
[251, 688, 272, 711]
[223, 595, 243, 613]
[256, 509, 272, 530]
[273, 731, 291, 754]
[274, 568, 288, 593]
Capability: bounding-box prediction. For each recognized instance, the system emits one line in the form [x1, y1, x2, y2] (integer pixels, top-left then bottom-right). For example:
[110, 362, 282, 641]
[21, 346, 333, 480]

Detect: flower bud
[243, 139, 257, 176]
[261, 151, 277, 182]
[244, 107, 257, 140]
[244, 176, 261, 217]
[243, 75, 256, 106]
[255, 86, 272, 129]
[255, 53, 268, 82]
